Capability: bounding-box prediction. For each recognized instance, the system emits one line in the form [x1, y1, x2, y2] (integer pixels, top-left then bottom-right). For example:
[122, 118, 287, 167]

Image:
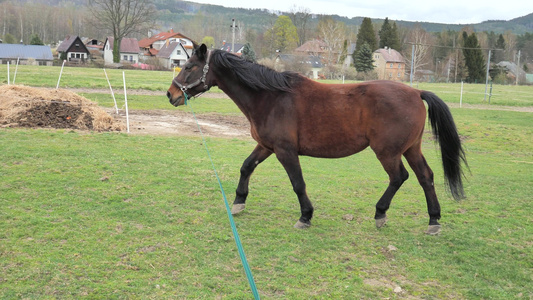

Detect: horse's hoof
[231, 204, 245, 215]
[375, 216, 388, 228]
[294, 220, 311, 229]
[426, 225, 441, 235]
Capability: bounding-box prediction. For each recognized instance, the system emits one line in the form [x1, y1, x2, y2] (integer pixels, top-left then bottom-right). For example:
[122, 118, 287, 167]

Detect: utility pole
[231, 18, 236, 53]
[484, 49, 491, 103]
[516, 50, 521, 85]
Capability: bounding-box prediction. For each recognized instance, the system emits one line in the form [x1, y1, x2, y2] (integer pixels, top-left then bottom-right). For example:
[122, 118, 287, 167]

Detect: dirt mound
[0, 85, 124, 131]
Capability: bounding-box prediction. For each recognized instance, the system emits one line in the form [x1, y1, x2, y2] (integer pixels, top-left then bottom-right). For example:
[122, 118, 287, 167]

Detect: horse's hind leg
[403, 146, 441, 235]
[274, 148, 314, 229]
[232, 144, 272, 215]
[374, 155, 409, 228]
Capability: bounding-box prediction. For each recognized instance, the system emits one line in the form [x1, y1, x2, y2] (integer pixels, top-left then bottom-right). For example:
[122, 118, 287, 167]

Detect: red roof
[138, 30, 195, 49]
[105, 37, 140, 53]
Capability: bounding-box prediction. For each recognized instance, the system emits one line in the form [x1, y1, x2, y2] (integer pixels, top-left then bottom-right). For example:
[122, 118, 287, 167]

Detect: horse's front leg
[232, 144, 272, 215]
[275, 148, 314, 229]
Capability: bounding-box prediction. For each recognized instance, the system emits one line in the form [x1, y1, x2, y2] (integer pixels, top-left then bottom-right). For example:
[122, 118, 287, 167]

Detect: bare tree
[88, 0, 156, 63]
[405, 25, 431, 80]
[318, 17, 347, 65]
[288, 5, 311, 46]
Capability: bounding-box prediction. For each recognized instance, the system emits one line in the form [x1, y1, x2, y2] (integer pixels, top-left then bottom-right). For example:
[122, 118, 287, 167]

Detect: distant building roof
[138, 30, 194, 49]
[278, 54, 323, 68]
[156, 42, 187, 58]
[0, 44, 53, 60]
[219, 42, 244, 53]
[295, 39, 328, 54]
[57, 35, 77, 52]
[105, 37, 140, 53]
[374, 47, 404, 63]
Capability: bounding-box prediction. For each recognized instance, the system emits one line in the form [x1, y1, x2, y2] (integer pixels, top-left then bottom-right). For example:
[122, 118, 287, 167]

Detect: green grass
[1, 107, 531, 298]
[2, 64, 532, 107]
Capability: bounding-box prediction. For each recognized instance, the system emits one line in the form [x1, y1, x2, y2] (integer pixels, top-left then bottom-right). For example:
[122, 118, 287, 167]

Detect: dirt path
[109, 108, 251, 138]
[71, 88, 531, 138]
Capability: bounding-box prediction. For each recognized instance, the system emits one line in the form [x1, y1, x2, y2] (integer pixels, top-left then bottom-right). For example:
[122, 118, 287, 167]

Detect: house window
[389, 73, 392, 78]
[71, 53, 75, 58]
[129, 55, 133, 61]
[123, 55, 128, 61]
[390, 63, 394, 68]
[398, 63, 401, 68]
[176, 50, 181, 55]
[398, 72, 402, 77]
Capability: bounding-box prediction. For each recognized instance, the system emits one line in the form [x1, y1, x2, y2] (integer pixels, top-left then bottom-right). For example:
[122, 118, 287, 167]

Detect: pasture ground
[0, 64, 532, 298]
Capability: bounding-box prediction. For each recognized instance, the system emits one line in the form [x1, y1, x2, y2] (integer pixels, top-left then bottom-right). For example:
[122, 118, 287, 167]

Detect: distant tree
[462, 31, 486, 83]
[201, 36, 215, 49]
[318, 16, 346, 65]
[390, 22, 401, 50]
[353, 42, 375, 73]
[378, 18, 394, 49]
[264, 15, 299, 54]
[29, 33, 43, 45]
[356, 17, 377, 52]
[404, 25, 431, 80]
[492, 34, 506, 63]
[242, 42, 256, 62]
[88, 0, 156, 63]
[288, 5, 311, 46]
[3, 33, 16, 44]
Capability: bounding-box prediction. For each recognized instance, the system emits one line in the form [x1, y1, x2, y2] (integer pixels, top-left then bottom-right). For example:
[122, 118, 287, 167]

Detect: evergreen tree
[390, 22, 401, 50]
[379, 18, 401, 51]
[29, 33, 44, 45]
[354, 42, 375, 73]
[242, 43, 257, 62]
[378, 18, 392, 48]
[493, 34, 506, 62]
[462, 31, 486, 83]
[356, 18, 377, 53]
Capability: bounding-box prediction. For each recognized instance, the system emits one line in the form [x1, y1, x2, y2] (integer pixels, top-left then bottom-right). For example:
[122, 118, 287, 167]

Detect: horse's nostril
[166, 91, 171, 99]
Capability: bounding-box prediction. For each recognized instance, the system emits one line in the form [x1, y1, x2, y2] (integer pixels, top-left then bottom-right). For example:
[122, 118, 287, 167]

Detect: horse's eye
[184, 65, 192, 71]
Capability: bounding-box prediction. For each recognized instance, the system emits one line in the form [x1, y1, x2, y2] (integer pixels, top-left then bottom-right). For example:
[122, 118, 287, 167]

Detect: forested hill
[12, 0, 533, 35]
[155, 1, 532, 34]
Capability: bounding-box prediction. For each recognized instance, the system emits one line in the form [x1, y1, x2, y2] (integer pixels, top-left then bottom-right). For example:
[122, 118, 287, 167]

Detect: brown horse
[167, 44, 467, 235]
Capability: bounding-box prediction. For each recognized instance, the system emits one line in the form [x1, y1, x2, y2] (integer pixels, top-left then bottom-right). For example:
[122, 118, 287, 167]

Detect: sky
[190, 0, 531, 24]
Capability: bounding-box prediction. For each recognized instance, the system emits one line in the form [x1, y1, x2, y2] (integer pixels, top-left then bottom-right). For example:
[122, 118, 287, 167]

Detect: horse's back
[293, 79, 427, 158]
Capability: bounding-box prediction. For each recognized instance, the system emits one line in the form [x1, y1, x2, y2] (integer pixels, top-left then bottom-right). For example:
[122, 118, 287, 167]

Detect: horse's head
[167, 43, 212, 106]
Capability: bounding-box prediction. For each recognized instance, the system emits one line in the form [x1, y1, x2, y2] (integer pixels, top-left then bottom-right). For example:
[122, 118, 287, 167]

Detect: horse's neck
[214, 69, 262, 120]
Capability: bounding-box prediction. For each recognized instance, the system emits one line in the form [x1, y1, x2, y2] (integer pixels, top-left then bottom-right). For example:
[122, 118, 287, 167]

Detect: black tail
[421, 91, 467, 200]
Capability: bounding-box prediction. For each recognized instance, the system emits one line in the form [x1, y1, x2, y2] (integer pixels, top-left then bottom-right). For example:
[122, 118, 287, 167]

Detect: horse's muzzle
[167, 91, 183, 107]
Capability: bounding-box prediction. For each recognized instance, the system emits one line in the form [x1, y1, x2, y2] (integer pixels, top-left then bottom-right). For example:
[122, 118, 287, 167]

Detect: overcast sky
[191, 0, 531, 24]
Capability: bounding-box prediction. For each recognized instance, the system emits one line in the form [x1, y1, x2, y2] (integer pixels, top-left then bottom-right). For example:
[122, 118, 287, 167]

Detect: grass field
[1, 64, 533, 108]
[0, 64, 532, 298]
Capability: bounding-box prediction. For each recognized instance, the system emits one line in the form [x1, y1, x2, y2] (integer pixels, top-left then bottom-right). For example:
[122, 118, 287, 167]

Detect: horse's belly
[298, 135, 369, 158]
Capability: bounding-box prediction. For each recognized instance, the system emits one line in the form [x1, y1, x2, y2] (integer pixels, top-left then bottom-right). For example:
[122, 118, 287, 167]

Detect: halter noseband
[173, 50, 212, 99]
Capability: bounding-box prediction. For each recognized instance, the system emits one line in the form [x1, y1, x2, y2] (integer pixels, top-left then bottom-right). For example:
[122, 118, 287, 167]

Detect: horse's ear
[197, 44, 208, 60]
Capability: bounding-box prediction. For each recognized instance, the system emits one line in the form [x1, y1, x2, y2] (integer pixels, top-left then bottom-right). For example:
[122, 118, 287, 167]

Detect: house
[138, 29, 195, 59]
[373, 47, 405, 81]
[495, 61, 527, 84]
[103, 37, 140, 65]
[276, 54, 323, 79]
[295, 39, 328, 57]
[56, 35, 90, 63]
[156, 42, 192, 69]
[0, 44, 53, 66]
[220, 41, 244, 54]
[343, 43, 356, 67]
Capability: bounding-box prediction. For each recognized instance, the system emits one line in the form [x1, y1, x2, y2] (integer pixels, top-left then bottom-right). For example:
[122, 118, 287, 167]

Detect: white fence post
[123, 71, 130, 133]
[56, 60, 66, 89]
[104, 69, 119, 114]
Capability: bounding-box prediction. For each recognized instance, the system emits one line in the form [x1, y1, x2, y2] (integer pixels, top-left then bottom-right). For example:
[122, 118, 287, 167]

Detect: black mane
[211, 50, 301, 93]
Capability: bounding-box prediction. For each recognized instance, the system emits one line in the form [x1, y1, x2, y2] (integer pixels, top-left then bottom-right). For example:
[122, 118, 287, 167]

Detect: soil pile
[0, 85, 124, 131]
